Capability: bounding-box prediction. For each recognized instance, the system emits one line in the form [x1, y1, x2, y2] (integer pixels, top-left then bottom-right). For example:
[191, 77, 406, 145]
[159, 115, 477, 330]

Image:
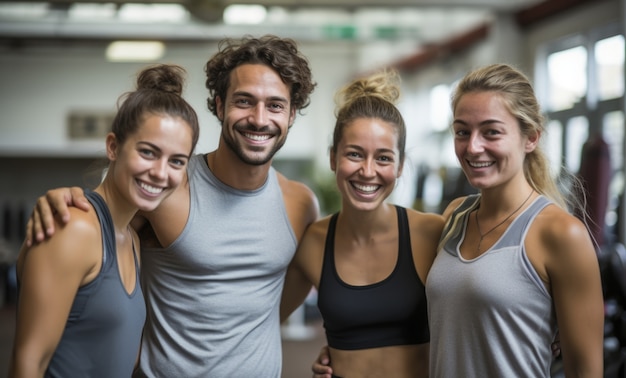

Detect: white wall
[0, 40, 355, 162]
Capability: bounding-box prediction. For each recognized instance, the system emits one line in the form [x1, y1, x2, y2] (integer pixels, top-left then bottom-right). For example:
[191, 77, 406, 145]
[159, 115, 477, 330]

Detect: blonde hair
[451, 63, 567, 208]
[331, 69, 406, 163]
[439, 64, 590, 250]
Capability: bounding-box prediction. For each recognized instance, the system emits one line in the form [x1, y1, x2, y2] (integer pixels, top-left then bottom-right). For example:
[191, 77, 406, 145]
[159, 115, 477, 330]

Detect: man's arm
[25, 187, 89, 246]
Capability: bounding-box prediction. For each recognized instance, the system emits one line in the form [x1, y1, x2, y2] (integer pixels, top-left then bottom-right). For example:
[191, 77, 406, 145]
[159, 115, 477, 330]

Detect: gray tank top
[136, 154, 297, 378]
[426, 194, 556, 378]
[45, 190, 145, 378]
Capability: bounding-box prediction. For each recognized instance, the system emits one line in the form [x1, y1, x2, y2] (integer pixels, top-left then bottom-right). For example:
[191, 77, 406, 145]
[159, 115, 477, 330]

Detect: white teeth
[468, 161, 493, 168]
[353, 183, 379, 193]
[140, 182, 163, 194]
[243, 133, 271, 141]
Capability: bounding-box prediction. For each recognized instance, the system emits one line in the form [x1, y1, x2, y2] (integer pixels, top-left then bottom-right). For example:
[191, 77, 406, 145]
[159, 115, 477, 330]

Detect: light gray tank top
[136, 154, 297, 378]
[426, 194, 556, 378]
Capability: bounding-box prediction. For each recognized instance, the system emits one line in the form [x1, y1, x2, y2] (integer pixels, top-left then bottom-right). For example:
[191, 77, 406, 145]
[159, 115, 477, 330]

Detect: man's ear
[105, 133, 118, 161]
[216, 96, 224, 123]
[288, 108, 296, 129]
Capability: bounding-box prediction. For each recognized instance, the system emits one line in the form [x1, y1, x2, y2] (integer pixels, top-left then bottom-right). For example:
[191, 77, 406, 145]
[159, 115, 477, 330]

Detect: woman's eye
[170, 158, 187, 167]
[139, 149, 155, 157]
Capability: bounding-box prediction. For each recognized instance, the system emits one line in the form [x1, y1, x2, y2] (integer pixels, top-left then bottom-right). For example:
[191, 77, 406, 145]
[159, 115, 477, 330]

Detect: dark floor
[0, 302, 327, 378]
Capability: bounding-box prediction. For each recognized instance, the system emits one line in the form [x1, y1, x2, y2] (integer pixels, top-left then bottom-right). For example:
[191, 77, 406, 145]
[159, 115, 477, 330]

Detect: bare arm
[10, 210, 98, 377]
[278, 175, 320, 322]
[280, 217, 327, 322]
[25, 187, 89, 246]
[280, 251, 314, 323]
[543, 212, 604, 377]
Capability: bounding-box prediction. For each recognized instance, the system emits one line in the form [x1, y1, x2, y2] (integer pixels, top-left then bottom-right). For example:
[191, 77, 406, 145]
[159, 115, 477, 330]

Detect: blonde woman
[426, 63, 603, 377]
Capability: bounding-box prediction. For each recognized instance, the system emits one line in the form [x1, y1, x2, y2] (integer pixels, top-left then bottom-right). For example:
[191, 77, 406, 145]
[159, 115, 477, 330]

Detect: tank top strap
[322, 212, 340, 275]
[84, 190, 115, 268]
[394, 205, 413, 267]
[494, 195, 552, 249]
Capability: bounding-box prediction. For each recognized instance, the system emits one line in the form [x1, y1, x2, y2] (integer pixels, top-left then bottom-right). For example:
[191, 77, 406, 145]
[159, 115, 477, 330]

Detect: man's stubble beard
[221, 124, 287, 166]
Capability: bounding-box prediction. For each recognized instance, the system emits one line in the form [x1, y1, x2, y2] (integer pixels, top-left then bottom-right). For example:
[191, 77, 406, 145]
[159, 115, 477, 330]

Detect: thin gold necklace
[475, 189, 534, 253]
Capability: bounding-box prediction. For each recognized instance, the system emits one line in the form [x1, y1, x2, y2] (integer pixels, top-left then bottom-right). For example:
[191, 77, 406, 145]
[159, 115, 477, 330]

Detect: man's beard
[222, 124, 286, 166]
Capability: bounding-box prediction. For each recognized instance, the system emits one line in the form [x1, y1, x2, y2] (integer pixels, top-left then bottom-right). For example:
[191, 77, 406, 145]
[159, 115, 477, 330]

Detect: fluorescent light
[106, 41, 165, 62]
[223, 4, 266, 25]
[118, 3, 189, 23]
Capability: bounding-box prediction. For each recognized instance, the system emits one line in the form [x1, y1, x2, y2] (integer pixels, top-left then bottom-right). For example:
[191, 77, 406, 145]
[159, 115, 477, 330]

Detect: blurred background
[0, 0, 625, 376]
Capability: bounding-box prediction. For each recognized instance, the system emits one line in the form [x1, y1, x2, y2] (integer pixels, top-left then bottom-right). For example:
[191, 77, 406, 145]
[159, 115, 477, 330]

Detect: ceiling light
[106, 41, 165, 62]
[118, 3, 189, 23]
[223, 4, 266, 25]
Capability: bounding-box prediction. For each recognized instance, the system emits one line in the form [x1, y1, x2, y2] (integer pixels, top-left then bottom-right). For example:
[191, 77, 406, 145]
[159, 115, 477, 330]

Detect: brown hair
[112, 64, 200, 153]
[204, 35, 316, 118]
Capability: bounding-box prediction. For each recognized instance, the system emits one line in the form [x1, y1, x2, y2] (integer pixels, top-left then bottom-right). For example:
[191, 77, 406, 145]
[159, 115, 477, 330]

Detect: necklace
[475, 189, 534, 253]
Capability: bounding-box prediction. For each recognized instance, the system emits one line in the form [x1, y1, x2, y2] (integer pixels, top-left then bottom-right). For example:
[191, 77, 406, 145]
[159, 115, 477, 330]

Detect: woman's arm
[543, 211, 604, 377]
[10, 210, 99, 377]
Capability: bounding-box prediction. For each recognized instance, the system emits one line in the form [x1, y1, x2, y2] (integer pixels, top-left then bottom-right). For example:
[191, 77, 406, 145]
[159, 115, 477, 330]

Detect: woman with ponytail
[426, 63, 603, 377]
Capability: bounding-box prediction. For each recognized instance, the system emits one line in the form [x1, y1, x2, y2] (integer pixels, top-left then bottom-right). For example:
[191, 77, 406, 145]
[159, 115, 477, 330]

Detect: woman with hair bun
[9, 64, 199, 378]
[281, 69, 443, 378]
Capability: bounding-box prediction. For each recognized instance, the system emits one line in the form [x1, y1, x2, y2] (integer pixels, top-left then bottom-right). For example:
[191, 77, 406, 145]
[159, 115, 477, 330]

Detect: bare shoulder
[277, 172, 319, 208]
[292, 215, 331, 273]
[529, 204, 598, 280]
[404, 208, 443, 281]
[442, 196, 469, 221]
[18, 206, 100, 276]
[535, 205, 591, 250]
[49, 207, 100, 249]
[406, 208, 445, 237]
[277, 172, 320, 241]
[301, 215, 332, 245]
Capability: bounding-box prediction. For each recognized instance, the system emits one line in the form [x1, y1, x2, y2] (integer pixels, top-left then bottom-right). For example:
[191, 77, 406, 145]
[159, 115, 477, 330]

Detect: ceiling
[0, 0, 552, 47]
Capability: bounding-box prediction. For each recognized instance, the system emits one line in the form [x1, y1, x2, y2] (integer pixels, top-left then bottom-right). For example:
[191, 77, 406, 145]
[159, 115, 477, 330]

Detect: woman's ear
[525, 130, 540, 153]
[105, 133, 118, 161]
[330, 149, 337, 172]
[397, 159, 404, 179]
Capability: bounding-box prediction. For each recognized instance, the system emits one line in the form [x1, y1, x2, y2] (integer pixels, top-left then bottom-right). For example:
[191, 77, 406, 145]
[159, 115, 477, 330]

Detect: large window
[538, 23, 624, 246]
[540, 24, 623, 175]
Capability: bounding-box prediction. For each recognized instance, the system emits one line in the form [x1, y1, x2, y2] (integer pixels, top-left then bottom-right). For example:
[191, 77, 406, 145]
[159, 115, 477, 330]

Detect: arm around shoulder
[26, 186, 89, 246]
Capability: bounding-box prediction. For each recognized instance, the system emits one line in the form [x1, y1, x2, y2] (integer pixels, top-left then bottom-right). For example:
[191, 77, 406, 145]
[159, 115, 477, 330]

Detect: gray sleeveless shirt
[136, 154, 297, 378]
[426, 195, 557, 378]
[45, 190, 145, 378]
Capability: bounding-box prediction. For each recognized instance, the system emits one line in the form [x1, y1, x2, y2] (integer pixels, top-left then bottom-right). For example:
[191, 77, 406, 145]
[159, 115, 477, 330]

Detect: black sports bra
[316, 206, 429, 350]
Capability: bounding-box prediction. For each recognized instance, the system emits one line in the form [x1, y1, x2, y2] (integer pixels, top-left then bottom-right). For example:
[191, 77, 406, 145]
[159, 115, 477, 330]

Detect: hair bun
[136, 64, 186, 96]
[336, 69, 401, 110]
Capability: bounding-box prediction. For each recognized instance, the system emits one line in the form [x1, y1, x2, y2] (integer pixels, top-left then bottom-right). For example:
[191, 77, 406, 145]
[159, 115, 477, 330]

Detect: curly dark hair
[204, 35, 316, 118]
